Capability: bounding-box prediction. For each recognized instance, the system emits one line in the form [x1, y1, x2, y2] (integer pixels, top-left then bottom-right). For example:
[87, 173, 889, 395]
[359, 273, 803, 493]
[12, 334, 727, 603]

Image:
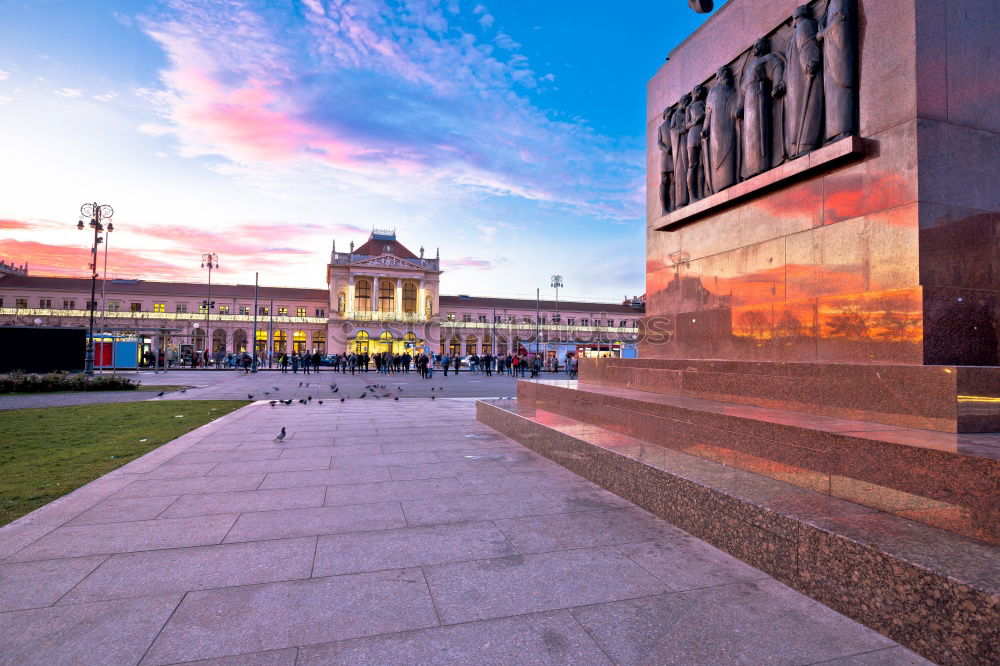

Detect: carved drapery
[658, 0, 856, 216]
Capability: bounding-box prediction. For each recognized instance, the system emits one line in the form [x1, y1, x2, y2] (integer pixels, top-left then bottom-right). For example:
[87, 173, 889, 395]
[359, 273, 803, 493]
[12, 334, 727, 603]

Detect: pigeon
[282, 399, 293, 405]
[307, 395, 312, 401]
[156, 391, 164, 397]
[248, 394, 254, 400]
[274, 427, 286, 442]
[272, 386, 280, 391]
[299, 399, 307, 404]
[180, 389, 188, 393]
[333, 387, 339, 393]
[397, 387, 402, 391]
[299, 382, 303, 387]
[431, 387, 434, 392]
[394, 396, 399, 401]
[360, 393, 367, 399]
[270, 400, 277, 406]
[264, 391, 270, 396]
[318, 400, 323, 405]
[306, 383, 310, 387]
[340, 398, 345, 402]
[431, 395, 436, 400]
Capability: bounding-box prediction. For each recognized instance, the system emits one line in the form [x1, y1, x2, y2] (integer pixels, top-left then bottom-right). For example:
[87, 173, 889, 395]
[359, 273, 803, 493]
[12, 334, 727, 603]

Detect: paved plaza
[0, 368, 519, 411]
[0, 393, 929, 665]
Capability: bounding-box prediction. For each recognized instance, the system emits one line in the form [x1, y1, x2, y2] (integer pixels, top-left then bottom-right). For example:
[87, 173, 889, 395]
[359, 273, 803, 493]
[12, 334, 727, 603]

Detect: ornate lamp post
[200, 252, 219, 367]
[550, 275, 564, 365]
[77, 202, 114, 375]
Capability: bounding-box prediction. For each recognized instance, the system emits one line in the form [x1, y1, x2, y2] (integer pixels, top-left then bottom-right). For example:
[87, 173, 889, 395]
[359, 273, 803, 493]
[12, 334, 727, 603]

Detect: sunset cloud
[135, 0, 640, 219]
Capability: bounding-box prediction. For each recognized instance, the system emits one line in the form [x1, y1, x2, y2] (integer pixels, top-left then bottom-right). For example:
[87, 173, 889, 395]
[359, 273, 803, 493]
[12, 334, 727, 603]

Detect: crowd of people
[147, 348, 581, 378]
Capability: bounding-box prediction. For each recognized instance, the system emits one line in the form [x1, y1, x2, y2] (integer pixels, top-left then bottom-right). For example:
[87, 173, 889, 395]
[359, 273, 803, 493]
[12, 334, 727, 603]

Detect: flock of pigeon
[268, 382, 448, 441]
[254, 381, 448, 409]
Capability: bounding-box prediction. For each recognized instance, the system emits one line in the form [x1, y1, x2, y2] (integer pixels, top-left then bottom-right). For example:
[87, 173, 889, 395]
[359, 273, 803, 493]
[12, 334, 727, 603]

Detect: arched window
[232, 329, 248, 353]
[192, 328, 206, 351]
[212, 328, 226, 354]
[379, 331, 394, 352]
[255, 330, 268, 355]
[354, 279, 372, 311]
[448, 335, 461, 356]
[482, 334, 492, 355]
[402, 282, 417, 313]
[273, 330, 287, 353]
[465, 335, 477, 355]
[292, 330, 307, 353]
[312, 330, 326, 354]
[379, 280, 394, 312]
[353, 331, 369, 354]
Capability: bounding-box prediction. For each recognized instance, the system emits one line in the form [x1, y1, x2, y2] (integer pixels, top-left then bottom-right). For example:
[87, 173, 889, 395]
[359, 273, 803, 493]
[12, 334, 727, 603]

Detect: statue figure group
[658, 0, 856, 215]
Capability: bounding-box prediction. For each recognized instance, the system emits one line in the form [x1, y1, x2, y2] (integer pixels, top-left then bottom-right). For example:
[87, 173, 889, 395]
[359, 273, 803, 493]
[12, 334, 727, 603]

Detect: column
[372, 277, 379, 312]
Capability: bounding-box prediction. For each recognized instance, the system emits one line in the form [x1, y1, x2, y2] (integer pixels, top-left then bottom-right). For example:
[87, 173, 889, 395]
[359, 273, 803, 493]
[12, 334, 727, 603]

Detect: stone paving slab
[0, 398, 933, 665]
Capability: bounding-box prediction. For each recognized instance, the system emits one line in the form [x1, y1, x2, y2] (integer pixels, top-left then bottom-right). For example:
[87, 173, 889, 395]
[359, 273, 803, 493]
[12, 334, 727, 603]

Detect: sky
[0, 0, 717, 301]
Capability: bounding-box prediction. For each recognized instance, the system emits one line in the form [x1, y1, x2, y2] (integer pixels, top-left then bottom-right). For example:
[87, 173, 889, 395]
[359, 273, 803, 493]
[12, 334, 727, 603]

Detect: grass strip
[0, 400, 247, 526]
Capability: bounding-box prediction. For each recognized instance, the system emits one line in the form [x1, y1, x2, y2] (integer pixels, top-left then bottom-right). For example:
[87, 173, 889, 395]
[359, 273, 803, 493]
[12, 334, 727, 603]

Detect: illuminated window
[39, 298, 52, 308]
[218, 305, 230, 314]
[176, 303, 188, 313]
[402, 282, 417, 313]
[63, 299, 75, 309]
[259, 306, 269, 316]
[130, 302, 142, 312]
[446, 313, 456, 322]
[239, 305, 250, 315]
[278, 307, 288, 315]
[272, 330, 286, 352]
[153, 303, 165, 313]
[292, 330, 307, 353]
[312, 330, 326, 353]
[296, 307, 306, 317]
[378, 280, 394, 311]
[354, 279, 372, 311]
[199, 302, 209, 313]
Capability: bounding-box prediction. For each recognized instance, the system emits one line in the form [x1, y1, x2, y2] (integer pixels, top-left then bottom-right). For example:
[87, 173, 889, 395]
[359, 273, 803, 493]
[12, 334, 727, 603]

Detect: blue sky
[0, 0, 716, 300]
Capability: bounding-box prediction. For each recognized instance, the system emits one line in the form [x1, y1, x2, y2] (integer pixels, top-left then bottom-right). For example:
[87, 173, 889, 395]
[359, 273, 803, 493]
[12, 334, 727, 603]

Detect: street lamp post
[550, 275, 563, 363]
[201, 252, 219, 367]
[77, 202, 114, 375]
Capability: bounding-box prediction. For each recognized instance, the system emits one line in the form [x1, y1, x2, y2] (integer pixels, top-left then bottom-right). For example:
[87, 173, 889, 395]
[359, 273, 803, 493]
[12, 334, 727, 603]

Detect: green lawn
[0, 400, 248, 526]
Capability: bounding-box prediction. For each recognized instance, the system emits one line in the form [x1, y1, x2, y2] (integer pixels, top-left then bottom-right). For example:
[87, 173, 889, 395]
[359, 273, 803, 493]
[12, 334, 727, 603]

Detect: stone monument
[479, 1, 1000, 663]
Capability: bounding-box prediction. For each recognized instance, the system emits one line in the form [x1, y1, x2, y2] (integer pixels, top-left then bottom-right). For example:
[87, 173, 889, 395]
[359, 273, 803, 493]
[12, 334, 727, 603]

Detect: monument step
[581, 358, 1000, 433]
[476, 398, 1000, 666]
[518, 379, 1000, 546]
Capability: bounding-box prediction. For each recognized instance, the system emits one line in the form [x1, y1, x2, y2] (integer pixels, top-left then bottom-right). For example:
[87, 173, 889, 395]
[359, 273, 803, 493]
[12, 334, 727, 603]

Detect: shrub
[0, 371, 140, 394]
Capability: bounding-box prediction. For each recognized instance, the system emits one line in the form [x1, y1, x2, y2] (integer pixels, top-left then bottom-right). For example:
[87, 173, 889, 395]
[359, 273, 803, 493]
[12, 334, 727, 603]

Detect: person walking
[441, 353, 450, 377]
[313, 350, 322, 373]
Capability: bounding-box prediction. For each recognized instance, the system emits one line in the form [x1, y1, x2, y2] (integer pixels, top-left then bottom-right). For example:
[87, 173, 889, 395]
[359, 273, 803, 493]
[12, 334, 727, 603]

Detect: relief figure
[818, 0, 856, 140]
[669, 94, 691, 208]
[686, 85, 708, 202]
[785, 5, 824, 157]
[657, 106, 675, 213]
[703, 66, 739, 193]
[738, 37, 786, 179]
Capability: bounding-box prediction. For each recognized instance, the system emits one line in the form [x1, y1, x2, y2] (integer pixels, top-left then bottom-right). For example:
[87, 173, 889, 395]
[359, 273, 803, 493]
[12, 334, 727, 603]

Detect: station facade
[0, 230, 642, 365]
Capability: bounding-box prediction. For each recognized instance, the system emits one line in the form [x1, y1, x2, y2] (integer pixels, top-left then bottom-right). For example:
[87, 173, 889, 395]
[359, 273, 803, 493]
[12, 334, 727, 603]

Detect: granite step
[581, 357, 1000, 433]
[518, 379, 1000, 546]
[476, 398, 1000, 666]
